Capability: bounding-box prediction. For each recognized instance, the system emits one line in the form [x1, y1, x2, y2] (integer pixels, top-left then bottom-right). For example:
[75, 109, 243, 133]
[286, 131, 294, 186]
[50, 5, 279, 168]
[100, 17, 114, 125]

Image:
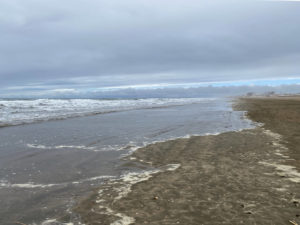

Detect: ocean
[0, 98, 253, 224]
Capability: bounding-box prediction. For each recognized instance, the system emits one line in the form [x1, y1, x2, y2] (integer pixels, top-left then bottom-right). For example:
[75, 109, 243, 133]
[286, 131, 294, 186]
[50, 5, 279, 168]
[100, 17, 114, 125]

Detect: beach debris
[293, 201, 299, 207]
[153, 196, 159, 200]
[289, 220, 298, 225]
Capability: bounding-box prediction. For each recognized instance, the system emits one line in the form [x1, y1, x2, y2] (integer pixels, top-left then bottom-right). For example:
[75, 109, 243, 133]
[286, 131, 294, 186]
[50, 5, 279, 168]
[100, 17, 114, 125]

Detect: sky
[1, 0, 300, 98]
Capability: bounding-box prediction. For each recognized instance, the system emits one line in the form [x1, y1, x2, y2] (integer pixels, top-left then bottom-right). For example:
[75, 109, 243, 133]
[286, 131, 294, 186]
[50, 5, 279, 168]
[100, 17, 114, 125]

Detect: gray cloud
[1, 0, 300, 95]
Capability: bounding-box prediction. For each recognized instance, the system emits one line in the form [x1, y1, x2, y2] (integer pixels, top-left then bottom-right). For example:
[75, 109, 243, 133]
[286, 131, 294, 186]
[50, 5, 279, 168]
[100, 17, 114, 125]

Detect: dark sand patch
[74, 97, 300, 224]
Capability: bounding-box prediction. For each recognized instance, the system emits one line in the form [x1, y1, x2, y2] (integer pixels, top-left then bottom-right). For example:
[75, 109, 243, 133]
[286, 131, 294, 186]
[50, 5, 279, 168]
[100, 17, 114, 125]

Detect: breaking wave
[0, 98, 213, 127]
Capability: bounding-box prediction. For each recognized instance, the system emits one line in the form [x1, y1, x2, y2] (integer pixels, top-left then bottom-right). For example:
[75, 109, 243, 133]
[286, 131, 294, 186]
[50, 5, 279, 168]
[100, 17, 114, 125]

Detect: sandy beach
[74, 97, 300, 225]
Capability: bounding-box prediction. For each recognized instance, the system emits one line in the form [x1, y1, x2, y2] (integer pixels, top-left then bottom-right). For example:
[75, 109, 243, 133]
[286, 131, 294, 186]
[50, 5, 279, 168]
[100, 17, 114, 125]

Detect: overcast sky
[1, 0, 300, 97]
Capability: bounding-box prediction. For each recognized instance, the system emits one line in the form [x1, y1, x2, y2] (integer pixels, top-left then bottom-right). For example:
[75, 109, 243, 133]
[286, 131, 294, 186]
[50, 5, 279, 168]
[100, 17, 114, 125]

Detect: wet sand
[74, 97, 300, 225]
[236, 96, 300, 171]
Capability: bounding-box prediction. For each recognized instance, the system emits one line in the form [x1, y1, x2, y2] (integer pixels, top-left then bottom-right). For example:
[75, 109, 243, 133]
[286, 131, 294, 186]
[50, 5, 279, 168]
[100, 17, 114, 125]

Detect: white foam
[113, 164, 181, 201]
[96, 205, 135, 225]
[27, 144, 97, 151]
[165, 164, 181, 171]
[93, 164, 181, 225]
[111, 213, 135, 225]
[39, 218, 84, 225]
[260, 129, 300, 183]
[95, 172, 146, 224]
[0, 180, 58, 189]
[26, 143, 123, 152]
[114, 170, 160, 201]
[41, 219, 57, 225]
[275, 187, 288, 192]
[72, 175, 115, 184]
[0, 175, 115, 189]
[263, 129, 282, 140]
[260, 162, 300, 183]
[117, 127, 255, 160]
[274, 152, 290, 159]
[0, 98, 212, 127]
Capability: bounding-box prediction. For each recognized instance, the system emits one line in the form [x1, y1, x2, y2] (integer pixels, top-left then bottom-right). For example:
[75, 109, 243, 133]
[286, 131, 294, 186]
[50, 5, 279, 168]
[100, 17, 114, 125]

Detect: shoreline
[72, 96, 300, 225]
[1, 99, 249, 225]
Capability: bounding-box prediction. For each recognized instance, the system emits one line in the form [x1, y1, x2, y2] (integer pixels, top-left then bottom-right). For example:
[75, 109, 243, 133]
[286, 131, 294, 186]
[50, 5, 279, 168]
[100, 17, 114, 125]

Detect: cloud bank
[1, 0, 300, 97]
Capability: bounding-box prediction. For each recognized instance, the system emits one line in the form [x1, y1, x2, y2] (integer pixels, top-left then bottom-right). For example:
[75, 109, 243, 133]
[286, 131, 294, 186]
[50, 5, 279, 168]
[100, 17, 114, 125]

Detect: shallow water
[0, 98, 254, 224]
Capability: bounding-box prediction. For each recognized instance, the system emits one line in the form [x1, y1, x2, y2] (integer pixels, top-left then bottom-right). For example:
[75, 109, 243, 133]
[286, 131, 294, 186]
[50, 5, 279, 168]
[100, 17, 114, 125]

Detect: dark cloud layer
[1, 0, 300, 96]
